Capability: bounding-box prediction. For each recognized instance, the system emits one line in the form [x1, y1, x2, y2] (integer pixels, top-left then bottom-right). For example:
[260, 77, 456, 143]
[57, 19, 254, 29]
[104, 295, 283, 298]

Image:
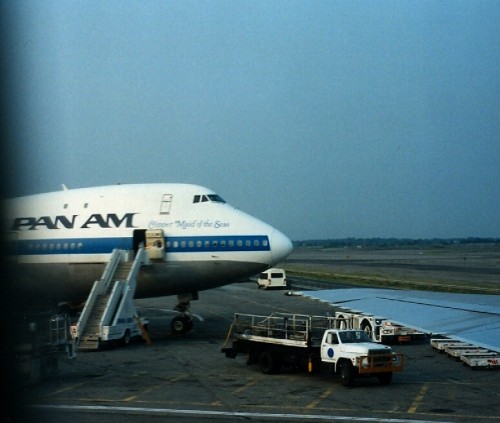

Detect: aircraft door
[145, 229, 165, 260]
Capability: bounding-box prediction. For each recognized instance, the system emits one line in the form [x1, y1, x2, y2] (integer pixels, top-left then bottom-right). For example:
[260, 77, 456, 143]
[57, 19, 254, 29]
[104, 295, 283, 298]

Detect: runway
[19, 280, 500, 423]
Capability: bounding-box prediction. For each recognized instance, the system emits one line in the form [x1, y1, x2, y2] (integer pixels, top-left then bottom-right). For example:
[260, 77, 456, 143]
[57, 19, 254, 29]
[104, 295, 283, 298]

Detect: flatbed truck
[222, 312, 404, 386]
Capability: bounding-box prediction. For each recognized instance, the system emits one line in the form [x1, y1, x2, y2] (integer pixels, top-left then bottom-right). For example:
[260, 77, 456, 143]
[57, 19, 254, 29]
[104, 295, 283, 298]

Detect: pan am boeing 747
[4, 183, 293, 333]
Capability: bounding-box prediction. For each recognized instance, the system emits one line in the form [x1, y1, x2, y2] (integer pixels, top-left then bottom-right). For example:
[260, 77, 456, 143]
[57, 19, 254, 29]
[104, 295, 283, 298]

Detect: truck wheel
[378, 372, 393, 385]
[338, 361, 354, 387]
[122, 329, 131, 346]
[361, 320, 373, 339]
[258, 351, 281, 374]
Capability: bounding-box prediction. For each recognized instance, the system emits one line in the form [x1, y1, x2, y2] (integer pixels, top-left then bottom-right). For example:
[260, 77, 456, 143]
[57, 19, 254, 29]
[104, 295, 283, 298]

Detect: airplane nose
[270, 229, 293, 265]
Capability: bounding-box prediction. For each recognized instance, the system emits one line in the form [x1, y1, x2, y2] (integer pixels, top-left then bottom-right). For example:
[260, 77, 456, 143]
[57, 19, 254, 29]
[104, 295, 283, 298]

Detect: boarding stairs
[74, 247, 149, 351]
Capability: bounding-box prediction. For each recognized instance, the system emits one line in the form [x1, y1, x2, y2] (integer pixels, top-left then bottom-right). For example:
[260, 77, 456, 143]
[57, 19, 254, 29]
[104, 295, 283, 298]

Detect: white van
[257, 268, 287, 289]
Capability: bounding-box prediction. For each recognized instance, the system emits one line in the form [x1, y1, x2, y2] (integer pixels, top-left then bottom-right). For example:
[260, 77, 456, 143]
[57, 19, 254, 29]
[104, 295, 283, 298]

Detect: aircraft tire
[171, 316, 193, 335]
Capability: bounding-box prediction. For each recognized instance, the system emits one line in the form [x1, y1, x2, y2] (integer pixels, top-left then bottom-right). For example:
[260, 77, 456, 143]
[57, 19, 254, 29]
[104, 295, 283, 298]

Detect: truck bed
[229, 312, 335, 349]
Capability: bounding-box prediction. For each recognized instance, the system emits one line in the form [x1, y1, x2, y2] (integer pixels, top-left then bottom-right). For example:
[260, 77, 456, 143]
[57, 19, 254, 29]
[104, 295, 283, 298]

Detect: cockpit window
[193, 195, 208, 203]
[207, 194, 225, 203]
[193, 194, 226, 204]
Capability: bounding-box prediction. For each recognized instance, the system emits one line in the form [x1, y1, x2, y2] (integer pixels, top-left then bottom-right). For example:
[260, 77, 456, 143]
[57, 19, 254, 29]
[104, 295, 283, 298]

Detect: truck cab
[320, 329, 403, 386]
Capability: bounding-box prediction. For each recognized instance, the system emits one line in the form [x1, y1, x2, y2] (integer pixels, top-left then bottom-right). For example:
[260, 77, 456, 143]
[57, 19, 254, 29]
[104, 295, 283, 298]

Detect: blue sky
[3, 1, 499, 240]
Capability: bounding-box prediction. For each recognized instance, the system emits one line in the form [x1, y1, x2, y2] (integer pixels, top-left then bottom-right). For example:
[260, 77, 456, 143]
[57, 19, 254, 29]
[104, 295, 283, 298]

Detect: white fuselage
[5, 183, 293, 306]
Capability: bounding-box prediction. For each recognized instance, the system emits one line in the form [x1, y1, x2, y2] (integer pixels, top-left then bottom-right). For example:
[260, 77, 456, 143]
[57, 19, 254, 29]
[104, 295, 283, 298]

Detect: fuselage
[4, 183, 293, 306]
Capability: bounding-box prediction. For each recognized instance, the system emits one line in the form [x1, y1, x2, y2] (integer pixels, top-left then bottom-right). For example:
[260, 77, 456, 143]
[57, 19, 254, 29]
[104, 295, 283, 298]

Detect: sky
[2, 1, 499, 240]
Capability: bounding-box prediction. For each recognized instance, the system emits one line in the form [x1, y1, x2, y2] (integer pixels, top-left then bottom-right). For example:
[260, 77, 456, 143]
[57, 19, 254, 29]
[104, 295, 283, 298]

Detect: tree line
[294, 237, 500, 248]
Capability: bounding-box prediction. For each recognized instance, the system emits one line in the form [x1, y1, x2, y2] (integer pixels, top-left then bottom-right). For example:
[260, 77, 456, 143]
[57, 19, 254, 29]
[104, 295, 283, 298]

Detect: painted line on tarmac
[407, 384, 429, 414]
[33, 404, 450, 423]
[305, 385, 335, 409]
[234, 377, 257, 394]
[42, 381, 88, 397]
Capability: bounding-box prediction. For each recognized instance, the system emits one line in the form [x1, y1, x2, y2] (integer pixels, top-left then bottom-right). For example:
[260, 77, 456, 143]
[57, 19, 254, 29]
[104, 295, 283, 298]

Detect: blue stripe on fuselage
[11, 235, 271, 256]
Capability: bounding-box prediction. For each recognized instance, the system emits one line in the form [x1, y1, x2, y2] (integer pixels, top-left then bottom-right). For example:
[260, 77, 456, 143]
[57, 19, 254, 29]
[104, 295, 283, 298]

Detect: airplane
[4, 183, 293, 333]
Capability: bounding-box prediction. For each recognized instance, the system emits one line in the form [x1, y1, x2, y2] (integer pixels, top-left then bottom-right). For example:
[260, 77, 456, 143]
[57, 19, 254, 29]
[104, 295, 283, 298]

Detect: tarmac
[16, 277, 500, 423]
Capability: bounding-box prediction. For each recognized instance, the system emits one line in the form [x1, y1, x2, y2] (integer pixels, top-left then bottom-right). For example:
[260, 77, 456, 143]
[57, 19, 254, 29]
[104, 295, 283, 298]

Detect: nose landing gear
[171, 314, 193, 335]
[171, 293, 197, 335]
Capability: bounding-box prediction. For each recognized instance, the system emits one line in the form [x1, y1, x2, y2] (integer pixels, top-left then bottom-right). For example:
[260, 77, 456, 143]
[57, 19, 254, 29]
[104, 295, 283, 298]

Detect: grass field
[283, 244, 500, 294]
